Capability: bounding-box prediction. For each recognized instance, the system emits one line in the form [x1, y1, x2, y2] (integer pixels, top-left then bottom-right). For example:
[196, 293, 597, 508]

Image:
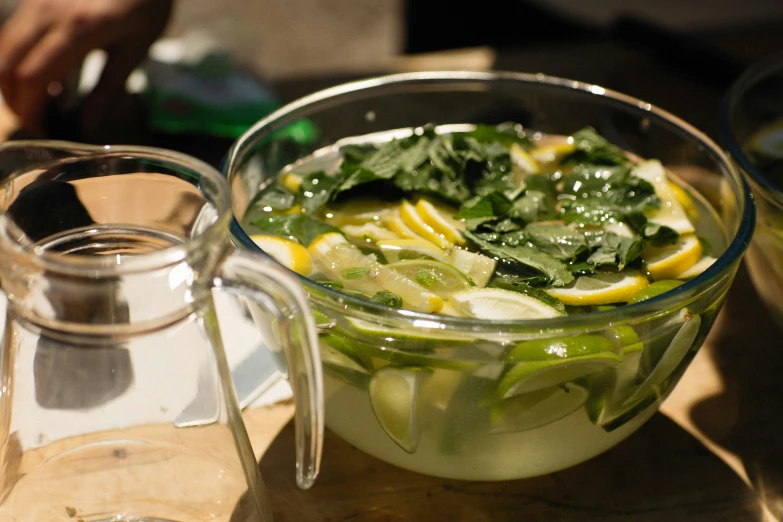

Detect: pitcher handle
[215, 248, 323, 490]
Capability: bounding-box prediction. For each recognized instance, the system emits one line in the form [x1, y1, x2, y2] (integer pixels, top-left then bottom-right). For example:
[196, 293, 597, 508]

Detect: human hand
[0, 0, 173, 132]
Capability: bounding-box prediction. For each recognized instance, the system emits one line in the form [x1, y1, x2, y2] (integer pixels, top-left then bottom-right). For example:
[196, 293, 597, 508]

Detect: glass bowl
[225, 71, 754, 480]
[722, 54, 783, 329]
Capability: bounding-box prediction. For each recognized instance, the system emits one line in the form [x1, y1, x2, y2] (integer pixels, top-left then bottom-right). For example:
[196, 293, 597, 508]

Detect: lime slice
[343, 317, 468, 351]
[642, 234, 703, 281]
[308, 233, 443, 313]
[447, 249, 496, 287]
[388, 259, 473, 298]
[546, 270, 649, 306]
[624, 312, 701, 406]
[250, 234, 313, 276]
[400, 200, 453, 249]
[376, 239, 447, 263]
[633, 160, 696, 234]
[450, 288, 564, 320]
[320, 343, 371, 389]
[506, 335, 616, 362]
[415, 199, 466, 246]
[499, 352, 621, 398]
[628, 279, 684, 304]
[510, 143, 540, 174]
[490, 382, 588, 434]
[675, 256, 717, 280]
[369, 367, 432, 453]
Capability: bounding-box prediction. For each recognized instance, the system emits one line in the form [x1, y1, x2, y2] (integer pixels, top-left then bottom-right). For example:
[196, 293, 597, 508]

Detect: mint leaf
[341, 267, 370, 280]
[371, 290, 403, 307]
[560, 198, 625, 226]
[524, 223, 588, 261]
[415, 269, 437, 288]
[587, 232, 645, 270]
[464, 230, 574, 287]
[466, 122, 532, 148]
[256, 181, 296, 211]
[509, 190, 555, 224]
[457, 191, 512, 230]
[300, 171, 341, 212]
[488, 273, 567, 314]
[313, 279, 344, 291]
[641, 222, 679, 246]
[568, 127, 626, 166]
[250, 214, 341, 247]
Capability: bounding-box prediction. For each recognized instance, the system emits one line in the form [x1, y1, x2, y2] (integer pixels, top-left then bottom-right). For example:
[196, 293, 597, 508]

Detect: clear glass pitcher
[0, 142, 323, 522]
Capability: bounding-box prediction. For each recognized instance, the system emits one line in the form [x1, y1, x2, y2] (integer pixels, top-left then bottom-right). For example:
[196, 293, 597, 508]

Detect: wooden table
[241, 265, 783, 522]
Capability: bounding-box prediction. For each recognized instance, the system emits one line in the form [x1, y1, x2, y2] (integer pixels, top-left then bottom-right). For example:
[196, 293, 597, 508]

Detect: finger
[81, 45, 147, 132]
[0, 6, 53, 108]
[12, 25, 89, 130]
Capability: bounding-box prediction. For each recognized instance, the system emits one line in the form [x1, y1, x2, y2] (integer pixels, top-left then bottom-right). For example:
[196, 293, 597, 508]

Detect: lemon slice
[450, 288, 564, 320]
[308, 233, 443, 313]
[341, 223, 399, 243]
[546, 271, 649, 306]
[675, 255, 717, 280]
[749, 119, 783, 159]
[388, 215, 427, 241]
[490, 382, 588, 434]
[510, 143, 540, 174]
[669, 182, 699, 221]
[327, 198, 398, 227]
[400, 200, 453, 249]
[369, 367, 431, 454]
[642, 234, 703, 280]
[280, 173, 302, 192]
[633, 160, 696, 234]
[250, 234, 313, 276]
[388, 259, 473, 298]
[377, 239, 448, 263]
[415, 200, 466, 246]
[530, 142, 575, 166]
[447, 249, 496, 287]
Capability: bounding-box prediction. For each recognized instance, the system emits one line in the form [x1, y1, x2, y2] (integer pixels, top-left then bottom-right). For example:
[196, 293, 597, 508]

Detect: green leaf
[250, 214, 341, 247]
[567, 127, 626, 165]
[464, 230, 574, 287]
[415, 269, 437, 288]
[524, 223, 588, 261]
[465, 122, 532, 148]
[587, 232, 645, 270]
[560, 198, 625, 226]
[641, 222, 679, 246]
[255, 181, 296, 211]
[488, 273, 567, 314]
[508, 190, 555, 224]
[313, 279, 344, 291]
[456, 191, 513, 230]
[341, 267, 370, 280]
[300, 171, 342, 213]
[371, 290, 403, 307]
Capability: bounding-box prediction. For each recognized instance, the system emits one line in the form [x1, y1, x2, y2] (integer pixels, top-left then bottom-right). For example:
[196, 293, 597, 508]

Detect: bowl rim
[721, 52, 783, 208]
[227, 70, 755, 333]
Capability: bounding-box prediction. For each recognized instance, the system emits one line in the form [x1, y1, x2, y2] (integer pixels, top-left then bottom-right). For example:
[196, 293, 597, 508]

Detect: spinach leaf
[300, 171, 342, 213]
[250, 214, 341, 247]
[561, 164, 632, 198]
[568, 127, 626, 166]
[464, 231, 574, 287]
[255, 181, 297, 211]
[587, 231, 645, 270]
[488, 272, 567, 314]
[456, 191, 513, 230]
[393, 164, 472, 206]
[568, 261, 596, 276]
[371, 290, 403, 307]
[524, 223, 588, 261]
[465, 122, 532, 148]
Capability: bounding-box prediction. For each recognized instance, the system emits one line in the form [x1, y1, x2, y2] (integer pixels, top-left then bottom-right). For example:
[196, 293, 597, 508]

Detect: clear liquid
[243, 126, 729, 480]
